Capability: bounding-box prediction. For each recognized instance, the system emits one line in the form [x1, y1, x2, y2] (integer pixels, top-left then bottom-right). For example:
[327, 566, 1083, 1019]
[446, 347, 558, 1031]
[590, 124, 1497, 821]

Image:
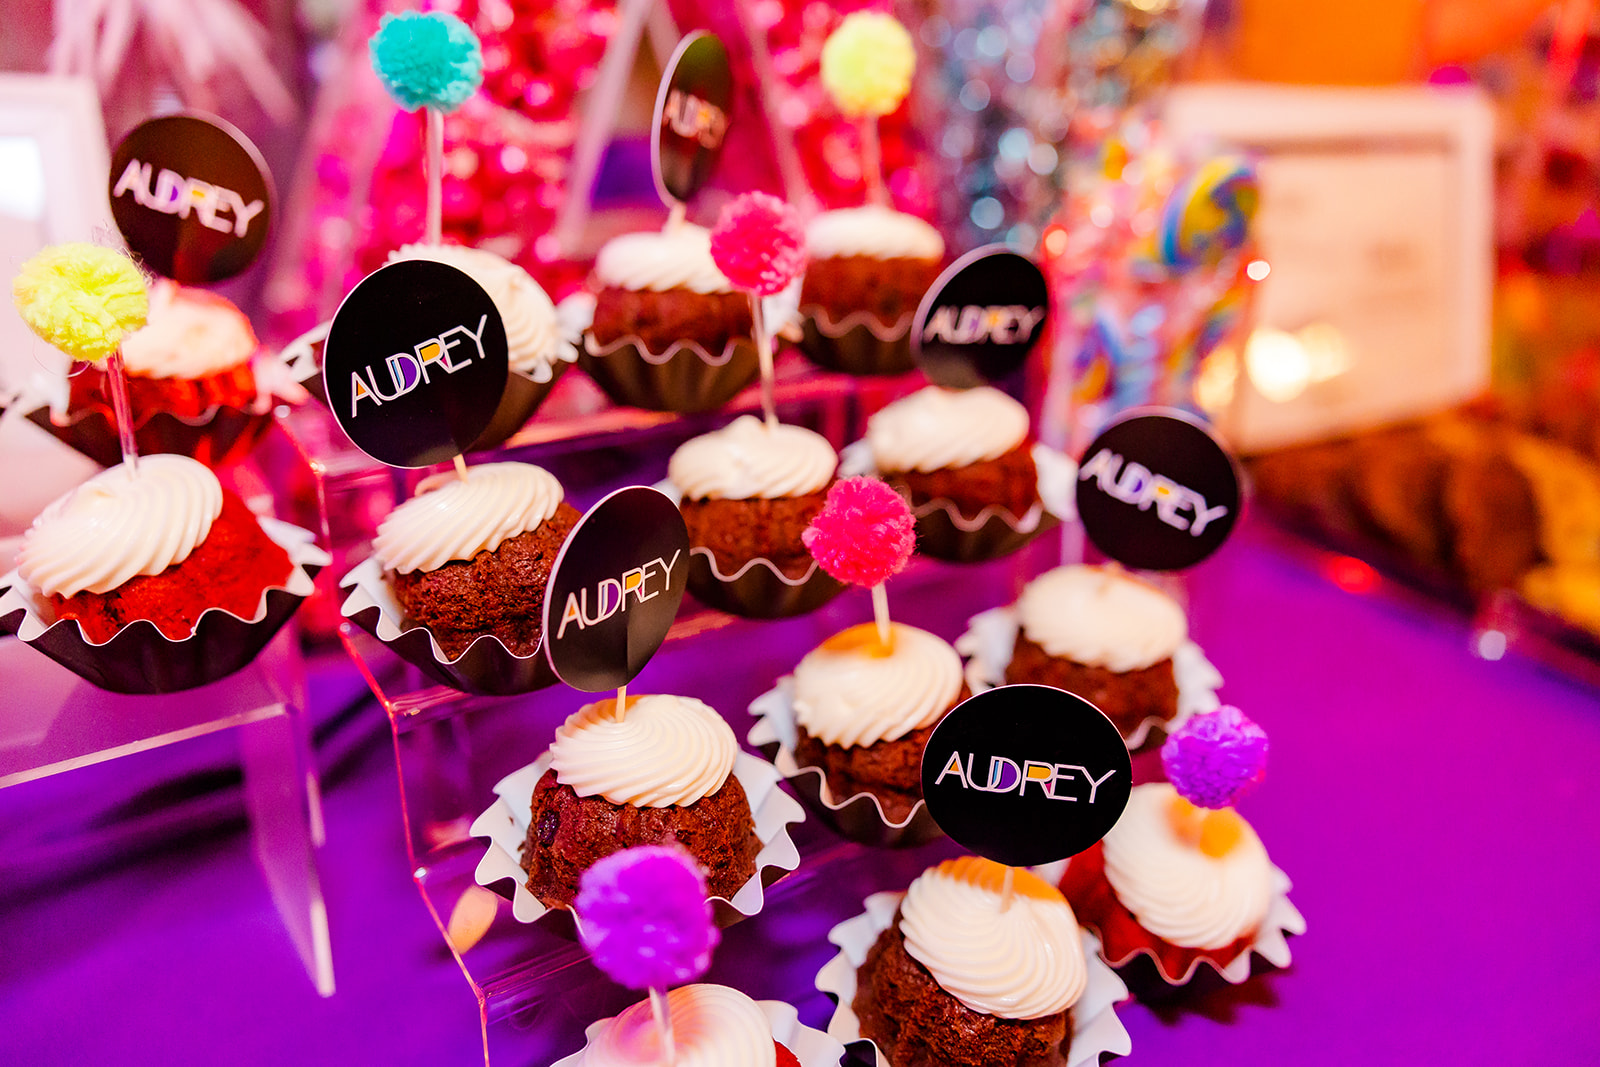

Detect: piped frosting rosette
[13, 281, 289, 467]
[1040, 782, 1305, 986]
[957, 564, 1224, 751]
[0, 455, 328, 693]
[748, 621, 962, 846]
[799, 206, 945, 376]
[472, 694, 804, 928]
[338, 462, 567, 696]
[840, 386, 1077, 562]
[577, 222, 785, 413]
[658, 416, 844, 618]
[551, 984, 847, 1067]
[816, 859, 1131, 1067]
[385, 244, 581, 448]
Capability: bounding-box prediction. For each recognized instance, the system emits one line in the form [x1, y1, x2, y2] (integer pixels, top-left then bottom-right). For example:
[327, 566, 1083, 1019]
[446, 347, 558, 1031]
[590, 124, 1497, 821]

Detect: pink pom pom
[709, 191, 807, 296]
[802, 476, 915, 587]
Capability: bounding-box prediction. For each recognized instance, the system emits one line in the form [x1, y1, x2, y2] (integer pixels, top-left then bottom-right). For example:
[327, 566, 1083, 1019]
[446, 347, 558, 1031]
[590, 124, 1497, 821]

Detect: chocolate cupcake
[386, 243, 579, 448]
[853, 858, 1090, 1067]
[790, 622, 966, 824]
[868, 385, 1038, 520]
[371, 462, 578, 659]
[557, 984, 839, 1067]
[799, 206, 944, 375]
[582, 221, 758, 412]
[668, 416, 843, 617]
[520, 694, 762, 909]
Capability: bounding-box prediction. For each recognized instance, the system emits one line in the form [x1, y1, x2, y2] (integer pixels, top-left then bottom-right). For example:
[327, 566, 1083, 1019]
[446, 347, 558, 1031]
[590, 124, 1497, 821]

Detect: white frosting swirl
[792, 623, 962, 747]
[594, 222, 733, 294]
[669, 416, 837, 500]
[120, 279, 257, 378]
[387, 243, 570, 374]
[549, 694, 739, 808]
[584, 984, 776, 1067]
[18, 454, 223, 597]
[867, 386, 1030, 473]
[807, 205, 944, 261]
[1101, 783, 1273, 950]
[1016, 565, 1188, 671]
[900, 858, 1087, 1020]
[372, 462, 564, 575]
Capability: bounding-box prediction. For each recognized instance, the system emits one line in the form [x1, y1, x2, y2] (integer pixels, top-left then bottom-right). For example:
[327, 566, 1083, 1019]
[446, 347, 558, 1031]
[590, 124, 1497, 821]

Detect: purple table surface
[2, 520, 1598, 1066]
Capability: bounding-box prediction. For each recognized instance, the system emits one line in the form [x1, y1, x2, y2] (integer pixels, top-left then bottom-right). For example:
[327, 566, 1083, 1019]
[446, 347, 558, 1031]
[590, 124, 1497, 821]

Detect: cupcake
[370, 462, 579, 659]
[852, 858, 1094, 1066]
[560, 984, 808, 1067]
[16, 454, 293, 643]
[799, 205, 944, 375]
[1004, 565, 1189, 743]
[582, 221, 758, 412]
[667, 416, 842, 617]
[790, 622, 966, 823]
[868, 386, 1038, 521]
[386, 243, 578, 448]
[68, 279, 259, 421]
[1058, 782, 1278, 983]
[520, 694, 762, 909]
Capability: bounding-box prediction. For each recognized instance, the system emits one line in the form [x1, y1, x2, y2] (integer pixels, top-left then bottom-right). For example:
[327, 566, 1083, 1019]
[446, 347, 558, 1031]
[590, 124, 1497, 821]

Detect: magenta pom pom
[574, 846, 719, 990]
[709, 191, 808, 296]
[802, 476, 915, 588]
[1161, 705, 1269, 810]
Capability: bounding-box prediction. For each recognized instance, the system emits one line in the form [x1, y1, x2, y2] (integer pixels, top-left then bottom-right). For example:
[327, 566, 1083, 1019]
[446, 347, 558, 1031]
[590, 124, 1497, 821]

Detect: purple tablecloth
[2, 522, 1597, 1065]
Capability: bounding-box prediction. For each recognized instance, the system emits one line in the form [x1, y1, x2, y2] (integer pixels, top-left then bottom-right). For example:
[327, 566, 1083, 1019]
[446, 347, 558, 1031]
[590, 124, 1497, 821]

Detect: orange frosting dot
[935, 856, 1065, 904]
[820, 621, 895, 657]
[1167, 794, 1246, 858]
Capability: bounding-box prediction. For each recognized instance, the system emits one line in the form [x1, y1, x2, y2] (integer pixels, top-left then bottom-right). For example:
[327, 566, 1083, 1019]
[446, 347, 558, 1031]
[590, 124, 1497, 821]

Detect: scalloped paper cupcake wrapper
[0, 518, 328, 694]
[748, 677, 942, 848]
[469, 362, 567, 451]
[338, 556, 559, 697]
[1034, 859, 1306, 986]
[579, 332, 760, 413]
[19, 401, 274, 470]
[797, 304, 916, 376]
[470, 749, 804, 929]
[817, 891, 1132, 1067]
[839, 440, 1077, 564]
[552, 995, 847, 1067]
[957, 605, 1224, 751]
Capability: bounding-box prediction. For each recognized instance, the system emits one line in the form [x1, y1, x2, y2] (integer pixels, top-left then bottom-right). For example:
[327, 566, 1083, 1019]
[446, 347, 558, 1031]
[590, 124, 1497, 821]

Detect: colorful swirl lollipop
[1157, 156, 1259, 271]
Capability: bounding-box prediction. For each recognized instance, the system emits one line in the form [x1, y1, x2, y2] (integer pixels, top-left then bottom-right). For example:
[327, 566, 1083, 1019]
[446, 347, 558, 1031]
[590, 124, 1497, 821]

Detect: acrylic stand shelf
[291, 360, 1061, 1065]
[0, 622, 335, 997]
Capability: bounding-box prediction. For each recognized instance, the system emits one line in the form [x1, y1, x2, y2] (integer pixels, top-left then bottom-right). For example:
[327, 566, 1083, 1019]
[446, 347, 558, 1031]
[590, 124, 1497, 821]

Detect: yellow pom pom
[12, 243, 149, 363]
[820, 12, 916, 119]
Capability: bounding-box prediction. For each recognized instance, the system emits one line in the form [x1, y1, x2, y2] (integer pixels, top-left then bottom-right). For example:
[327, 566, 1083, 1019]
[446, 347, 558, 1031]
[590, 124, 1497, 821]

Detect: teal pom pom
[369, 11, 483, 112]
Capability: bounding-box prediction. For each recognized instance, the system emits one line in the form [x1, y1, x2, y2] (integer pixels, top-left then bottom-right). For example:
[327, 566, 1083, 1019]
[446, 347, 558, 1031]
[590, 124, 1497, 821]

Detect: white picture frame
[1164, 83, 1495, 453]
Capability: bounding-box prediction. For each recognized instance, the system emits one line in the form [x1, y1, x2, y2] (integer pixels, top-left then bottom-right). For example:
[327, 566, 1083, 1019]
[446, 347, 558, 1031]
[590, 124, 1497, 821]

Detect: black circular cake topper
[323, 260, 509, 469]
[920, 685, 1131, 868]
[1075, 407, 1242, 571]
[911, 246, 1050, 390]
[109, 112, 273, 283]
[651, 31, 734, 206]
[542, 486, 691, 692]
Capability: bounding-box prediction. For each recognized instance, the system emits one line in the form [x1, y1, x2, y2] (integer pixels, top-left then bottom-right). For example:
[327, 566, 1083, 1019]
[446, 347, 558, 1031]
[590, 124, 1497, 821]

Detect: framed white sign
[1165, 84, 1494, 453]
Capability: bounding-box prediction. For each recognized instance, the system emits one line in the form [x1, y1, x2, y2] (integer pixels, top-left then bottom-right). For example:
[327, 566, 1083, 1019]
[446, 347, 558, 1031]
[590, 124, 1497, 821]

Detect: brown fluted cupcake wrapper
[797, 305, 917, 377]
[470, 748, 804, 929]
[747, 677, 942, 848]
[579, 332, 760, 413]
[0, 518, 328, 694]
[468, 362, 566, 451]
[338, 556, 559, 696]
[686, 548, 846, 619]
[817, 892, 1132, 1067]
[17, 401, 275, 470]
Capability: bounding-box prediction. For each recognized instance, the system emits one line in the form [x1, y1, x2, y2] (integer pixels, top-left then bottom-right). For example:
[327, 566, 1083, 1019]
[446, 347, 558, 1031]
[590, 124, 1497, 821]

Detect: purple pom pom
[1161, 705, 1269, 809]
[574, 846, 719, 990]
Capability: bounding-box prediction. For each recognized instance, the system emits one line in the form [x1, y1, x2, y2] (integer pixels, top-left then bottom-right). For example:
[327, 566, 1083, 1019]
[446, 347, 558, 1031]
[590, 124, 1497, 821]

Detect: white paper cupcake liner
[337, 556, 559, 696]
[957, 605, 1224, 751]
[816, 891, 1132, 1067]
[839, 440, 1076, 563]
[1035, 859, 1306, 986]
[470, 749, 804, 928]
[747, 677, 942, 848]
[0, 517, 328, 694]
[551, 993, 847, 1067]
